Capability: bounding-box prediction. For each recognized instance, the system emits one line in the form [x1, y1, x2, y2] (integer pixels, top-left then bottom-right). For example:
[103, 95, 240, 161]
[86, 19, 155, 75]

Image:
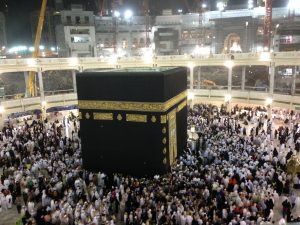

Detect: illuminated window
[71, 36, 90, 43]
[70, 29, 90, 35]
[257, 27, 263, 36]
[182, 31, 189, 40]
[122, 39, 127, 48]
[286, 36, 293, 44]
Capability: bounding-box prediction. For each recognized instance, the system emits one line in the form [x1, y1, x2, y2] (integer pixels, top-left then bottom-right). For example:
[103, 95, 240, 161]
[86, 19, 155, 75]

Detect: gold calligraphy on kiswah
[126, 114, 147, 123]
[78, 91, 187, 112]
[93, 113, 113, 121]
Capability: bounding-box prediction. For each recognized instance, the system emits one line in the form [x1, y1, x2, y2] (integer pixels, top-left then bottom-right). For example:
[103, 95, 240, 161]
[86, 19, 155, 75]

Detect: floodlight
[124, 10, 133, 19]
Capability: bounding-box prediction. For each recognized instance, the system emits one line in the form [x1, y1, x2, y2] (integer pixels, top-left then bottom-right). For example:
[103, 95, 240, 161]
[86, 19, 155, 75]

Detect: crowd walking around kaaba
[1, 104, 300, 225]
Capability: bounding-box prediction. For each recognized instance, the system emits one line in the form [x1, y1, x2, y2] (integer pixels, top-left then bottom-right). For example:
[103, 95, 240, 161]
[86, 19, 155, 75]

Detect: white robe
[0, 194, 7, 210]
[6, 194, 12, 209]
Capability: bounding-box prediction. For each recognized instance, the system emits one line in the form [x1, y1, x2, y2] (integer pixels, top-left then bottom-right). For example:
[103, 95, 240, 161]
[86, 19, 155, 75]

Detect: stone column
[197, 67, 201, 89]
[267, 106, 272, 120]
[291, 66, 297, 95]
[190, 66, 194, 90]
[228, 66, 232, 92]
[0, 107, 6, 130]
[38, 70, 44, 99]
[72, 70, 77, 93]
[128, 20, 132, 56]
[24, 71, 30, 97]
[241, 66, 246, 91]
[42, 104, 47, 121]
[269, 62, 275, 95]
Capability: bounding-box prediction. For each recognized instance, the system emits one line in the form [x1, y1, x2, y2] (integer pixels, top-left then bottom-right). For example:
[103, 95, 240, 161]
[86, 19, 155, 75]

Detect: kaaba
[77, 68, 187, 177]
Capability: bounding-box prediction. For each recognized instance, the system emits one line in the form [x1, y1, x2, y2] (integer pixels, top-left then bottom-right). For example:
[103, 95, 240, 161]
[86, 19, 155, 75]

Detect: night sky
[0, 0, 289, 46]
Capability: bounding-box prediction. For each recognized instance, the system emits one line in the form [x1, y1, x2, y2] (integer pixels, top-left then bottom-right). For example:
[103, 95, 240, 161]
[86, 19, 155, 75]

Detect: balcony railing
[0, 89, 75, 100]
[1, 87, 300, 117]
[44, 89, 75, 96]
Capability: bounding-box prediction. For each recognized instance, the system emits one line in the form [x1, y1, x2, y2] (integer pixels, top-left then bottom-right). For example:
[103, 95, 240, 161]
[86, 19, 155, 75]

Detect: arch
[104, 38, 110, 47]
[122, 38, 127, 48]
[139, 38, 145, 47]
[132, 38, 138, 47]
[223, 33, 242, 54]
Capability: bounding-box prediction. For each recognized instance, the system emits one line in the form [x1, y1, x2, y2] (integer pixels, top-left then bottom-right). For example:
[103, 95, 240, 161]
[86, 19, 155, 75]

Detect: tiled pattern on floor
[0, 206, 20, 225]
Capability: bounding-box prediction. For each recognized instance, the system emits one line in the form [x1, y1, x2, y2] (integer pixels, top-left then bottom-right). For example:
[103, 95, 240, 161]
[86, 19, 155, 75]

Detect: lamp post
[266, 97, 273, 120]
[217, 2, 226, 11]
[124, 10, 133, 56]
[248, 0, 254, 9]
[188, 90, 195, 108]
[41, 101, 47, 121]
[225, 94, 232, 115]
[245, 21, 249, 52]
[272, 24, 280, 52]
[190, 126, 198, 152]
[225, 60, 234, 92]
[113, 10, 120, 54]
[191, 126, 196, 140]
[0, 106, 5, 129]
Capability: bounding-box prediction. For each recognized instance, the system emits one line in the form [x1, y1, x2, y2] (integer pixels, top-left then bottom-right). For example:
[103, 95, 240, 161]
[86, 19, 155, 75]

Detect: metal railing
[190, 85, 300, 96]
[44, 89, 75, 96]
[0, 93, 26, 100]
[1, 87, 300, 116]
[274, 87, 292, 95]
[244, 86, 269, 92]
[0, 89, 75, 100]
[295, 89, 300, 95]
[191, 85, 269, 92]
[2, 85, 300, 101]
[2, 51, 300, 73]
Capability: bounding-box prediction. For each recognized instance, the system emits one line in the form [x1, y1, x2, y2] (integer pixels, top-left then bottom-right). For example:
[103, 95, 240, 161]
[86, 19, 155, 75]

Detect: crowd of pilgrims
[0, 105, 300, 225]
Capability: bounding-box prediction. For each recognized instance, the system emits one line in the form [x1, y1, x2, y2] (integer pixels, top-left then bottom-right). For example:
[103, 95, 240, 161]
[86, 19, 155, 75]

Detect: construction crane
[28, 0, 47, 96]
[263, 0, 273, 51]
[143, 0, 150, 47]
[97, 0, 104, 16]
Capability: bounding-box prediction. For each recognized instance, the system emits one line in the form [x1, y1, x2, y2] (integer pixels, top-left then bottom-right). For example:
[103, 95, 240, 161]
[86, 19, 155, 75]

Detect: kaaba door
[168, 109, 177, 166]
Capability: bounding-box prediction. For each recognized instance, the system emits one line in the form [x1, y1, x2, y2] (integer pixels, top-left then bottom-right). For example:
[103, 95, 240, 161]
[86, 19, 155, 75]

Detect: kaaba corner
[76, 67, 187, 177]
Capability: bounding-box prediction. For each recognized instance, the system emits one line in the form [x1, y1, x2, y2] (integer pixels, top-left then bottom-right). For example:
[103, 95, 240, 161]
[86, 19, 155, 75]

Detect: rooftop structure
[55, 4, 96, 57]
[94, 6, 300, 56]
